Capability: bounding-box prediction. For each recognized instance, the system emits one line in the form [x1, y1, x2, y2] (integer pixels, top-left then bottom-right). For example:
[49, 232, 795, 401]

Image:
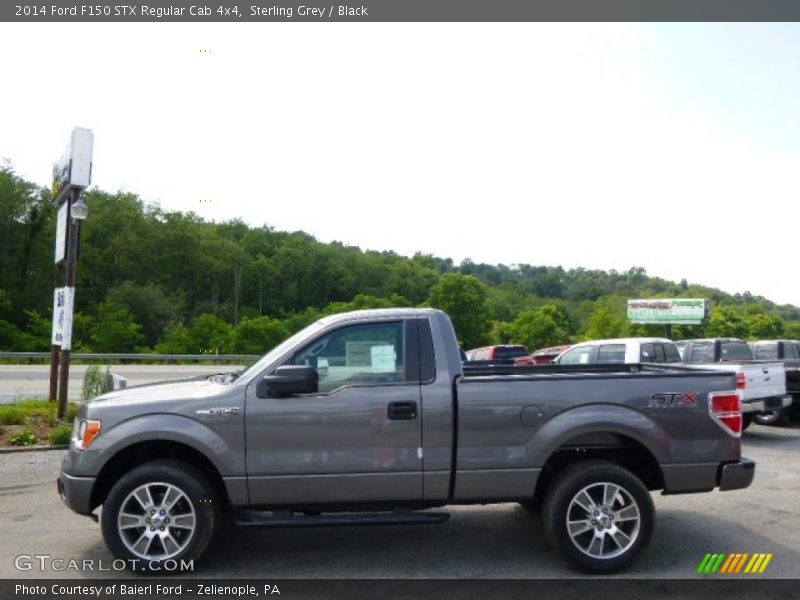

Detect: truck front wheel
[542, 460, 654, 573]
[101, 460, 220, 573]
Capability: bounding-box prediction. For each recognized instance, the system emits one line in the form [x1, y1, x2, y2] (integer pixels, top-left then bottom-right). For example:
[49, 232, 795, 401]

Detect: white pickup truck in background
[553, 338, 682, 365]
[675, 338, 791, 429]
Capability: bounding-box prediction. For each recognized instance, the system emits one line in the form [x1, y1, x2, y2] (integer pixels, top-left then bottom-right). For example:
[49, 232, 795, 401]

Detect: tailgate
[740, 362, 786, 402]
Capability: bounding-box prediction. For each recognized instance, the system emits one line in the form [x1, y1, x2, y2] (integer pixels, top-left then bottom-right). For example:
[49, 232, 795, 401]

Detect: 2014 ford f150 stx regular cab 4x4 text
[58, 308, 754, 573]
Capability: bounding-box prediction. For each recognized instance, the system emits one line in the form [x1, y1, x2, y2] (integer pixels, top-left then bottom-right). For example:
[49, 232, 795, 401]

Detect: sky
[1, 23, 798, 305]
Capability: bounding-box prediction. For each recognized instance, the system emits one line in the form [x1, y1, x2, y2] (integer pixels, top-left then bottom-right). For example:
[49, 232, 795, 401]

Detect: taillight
[736, 372, 746, 390]
[709, 391, 742, 437]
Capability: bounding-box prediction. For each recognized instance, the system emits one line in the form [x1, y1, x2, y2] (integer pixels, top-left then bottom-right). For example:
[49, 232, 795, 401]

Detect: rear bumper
[741, 395, 792, 413]
[57, 472, 96, 517]
[662, 457, 755, 494]
[717, 457, 756, 491]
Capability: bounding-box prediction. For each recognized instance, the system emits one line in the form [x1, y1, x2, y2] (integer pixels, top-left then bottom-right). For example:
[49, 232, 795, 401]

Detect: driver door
[245, 319, 423, 506]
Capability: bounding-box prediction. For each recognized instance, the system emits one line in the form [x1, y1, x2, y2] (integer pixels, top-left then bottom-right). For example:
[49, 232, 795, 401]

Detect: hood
[89, 378, 234, 408]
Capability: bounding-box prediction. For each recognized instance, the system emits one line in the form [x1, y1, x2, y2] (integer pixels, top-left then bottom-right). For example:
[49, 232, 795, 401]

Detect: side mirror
[256, 365, 319, 398]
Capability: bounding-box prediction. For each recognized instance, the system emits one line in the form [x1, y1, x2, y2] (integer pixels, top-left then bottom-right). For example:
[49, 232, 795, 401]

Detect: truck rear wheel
[542, 460, 654, 573]
[101, 460, 220, 573]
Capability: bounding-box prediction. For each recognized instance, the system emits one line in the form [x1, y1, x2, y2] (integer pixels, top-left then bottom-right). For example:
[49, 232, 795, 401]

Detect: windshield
[233, 320, 327, 384]
[494, 346, 529, 359]
[720, 341, 753, 361]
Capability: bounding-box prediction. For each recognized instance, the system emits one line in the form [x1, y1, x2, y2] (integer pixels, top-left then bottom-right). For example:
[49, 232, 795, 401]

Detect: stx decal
[648, 392, 698, 408]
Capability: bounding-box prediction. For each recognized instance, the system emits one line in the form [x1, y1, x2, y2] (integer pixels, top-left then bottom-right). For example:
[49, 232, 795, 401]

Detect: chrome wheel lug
[150, 526, 155, 531]
[160, 526, 165, 531]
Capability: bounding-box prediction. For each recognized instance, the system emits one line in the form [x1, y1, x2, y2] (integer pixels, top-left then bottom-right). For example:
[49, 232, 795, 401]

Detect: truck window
[720, 341, 753, 361]
[640, 343, 655, 362]
[663, 343, 681, 362]
[754, 344, 778, 360]
[558, 346, 593, 365]
[690, 343, 713, 363]
[494, 346, 529, 360]
[291, 321, 406, 394]
[597, 344, 625, 364]
[653, 344, 667, 362]
[787, 343, 800, 359]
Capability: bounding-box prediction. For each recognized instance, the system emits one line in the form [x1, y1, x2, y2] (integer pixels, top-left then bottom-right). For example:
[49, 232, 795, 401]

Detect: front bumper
[717, 457, 756, 491]
[57, 472, 96, 517]
[741, 395, 792, 414]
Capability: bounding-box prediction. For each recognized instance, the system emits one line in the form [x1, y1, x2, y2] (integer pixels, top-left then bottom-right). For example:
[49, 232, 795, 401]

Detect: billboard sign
[627, 298, 708, 325]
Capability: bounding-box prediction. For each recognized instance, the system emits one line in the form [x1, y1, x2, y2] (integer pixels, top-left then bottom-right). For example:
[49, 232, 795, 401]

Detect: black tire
[101, 460, 220, 573]
[742, 414, 754, 431]
[542, 460, 654, 573]
[753, 409, 786, 427]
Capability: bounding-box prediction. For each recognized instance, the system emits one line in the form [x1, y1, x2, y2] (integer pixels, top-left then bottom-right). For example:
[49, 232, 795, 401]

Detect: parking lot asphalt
[1, 421, 798, 580]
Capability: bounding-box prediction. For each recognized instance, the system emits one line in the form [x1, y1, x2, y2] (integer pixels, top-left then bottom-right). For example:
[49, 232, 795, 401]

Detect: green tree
[0, 289, 21, 350]
[745, 312, 783, 339]
[106, 281, 183, 347]
[784, 321, 800, 339]
[229, 317, 290, 355]
[427, 273, 490, 349]
[154, 322, 192, 354]
[583, 305, 627, 340]
[90, 302, 145, 352]
[490, 321, 513, 344]
[706, 306, 749, 339]
[189, 314, 232, 354]
[508, 305, 571, 350]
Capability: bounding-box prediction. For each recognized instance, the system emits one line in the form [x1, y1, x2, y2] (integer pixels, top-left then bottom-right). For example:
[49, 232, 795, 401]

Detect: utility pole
[56, 191, 83, 420]
[49, 128, 93, 419]
[48, 260, 65, 402]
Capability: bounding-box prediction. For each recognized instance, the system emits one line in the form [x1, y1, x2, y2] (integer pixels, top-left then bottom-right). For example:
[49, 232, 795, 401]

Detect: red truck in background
[515, 344, 572, 366]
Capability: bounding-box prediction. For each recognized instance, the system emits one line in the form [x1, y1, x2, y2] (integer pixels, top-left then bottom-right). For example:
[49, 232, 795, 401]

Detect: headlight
[73, 419, 101, 450]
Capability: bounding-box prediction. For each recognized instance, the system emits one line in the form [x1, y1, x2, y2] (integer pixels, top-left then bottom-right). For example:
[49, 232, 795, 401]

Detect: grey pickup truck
[59, 308, 754, 573]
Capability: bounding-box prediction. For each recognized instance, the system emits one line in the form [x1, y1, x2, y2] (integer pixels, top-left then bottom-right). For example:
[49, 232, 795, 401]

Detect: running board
[232, 510, 450, 529]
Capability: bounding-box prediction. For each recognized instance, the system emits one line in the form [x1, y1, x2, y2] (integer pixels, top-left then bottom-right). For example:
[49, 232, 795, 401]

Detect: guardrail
[0, 352, 259, 363]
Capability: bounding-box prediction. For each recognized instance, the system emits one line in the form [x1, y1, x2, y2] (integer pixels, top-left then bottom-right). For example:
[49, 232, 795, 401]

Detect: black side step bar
[233, 510, 450, 529]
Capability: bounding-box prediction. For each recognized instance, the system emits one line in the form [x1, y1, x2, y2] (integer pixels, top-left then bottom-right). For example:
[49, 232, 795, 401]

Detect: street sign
[54, 202, 68, 263]
[627, 298, 708, 325]
[51, 128, 94, 205]
[51, 286, 75, 350]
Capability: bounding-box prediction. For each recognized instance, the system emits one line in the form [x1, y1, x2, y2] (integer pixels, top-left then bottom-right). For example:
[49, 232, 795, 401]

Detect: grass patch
[0, 399, 81, 447]
[49, 423, 73, 445]
[8, 426, 37, 446]
[0, 405, 27, 425]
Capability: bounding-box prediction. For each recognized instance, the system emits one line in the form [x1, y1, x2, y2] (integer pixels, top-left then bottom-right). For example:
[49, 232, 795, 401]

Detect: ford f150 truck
[748, 340, 800, 422]
[58, 308, 754, 573]
[675, 338, 791, 429]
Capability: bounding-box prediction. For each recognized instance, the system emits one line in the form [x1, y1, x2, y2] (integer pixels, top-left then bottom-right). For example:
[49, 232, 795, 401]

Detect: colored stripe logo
[697, 553, 773, 574]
